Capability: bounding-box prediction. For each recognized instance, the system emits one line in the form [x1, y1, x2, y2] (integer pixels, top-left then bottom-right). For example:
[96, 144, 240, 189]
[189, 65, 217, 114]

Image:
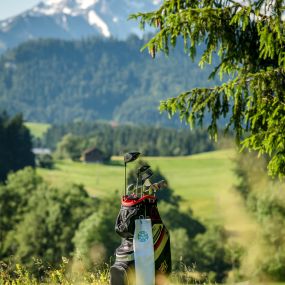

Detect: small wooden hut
[81, 147, 106, 163]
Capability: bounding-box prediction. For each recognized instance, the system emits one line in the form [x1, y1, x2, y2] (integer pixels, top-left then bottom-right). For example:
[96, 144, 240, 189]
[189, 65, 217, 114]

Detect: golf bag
[110, 194, 171, 285]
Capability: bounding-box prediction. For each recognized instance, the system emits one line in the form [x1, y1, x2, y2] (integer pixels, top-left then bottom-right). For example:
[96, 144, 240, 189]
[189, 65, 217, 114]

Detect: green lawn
[38, 159, 125, 198]
[38, 149, 261, 245]
[145, 150, 237, 221]
[25, 122, 51, 138]
[38, 149, 236, 222]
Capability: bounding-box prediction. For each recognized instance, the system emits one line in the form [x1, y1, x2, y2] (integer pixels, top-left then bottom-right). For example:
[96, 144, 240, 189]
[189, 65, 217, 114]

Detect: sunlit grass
[38, 149, 259, 244]
[39, 149, 236, 222]
[37, 149, 264, 275]
[145, 149, 237, 221]
[1, 260, 284, 285]
[25, 122, 51, 138]
[38, 160, 124, 198]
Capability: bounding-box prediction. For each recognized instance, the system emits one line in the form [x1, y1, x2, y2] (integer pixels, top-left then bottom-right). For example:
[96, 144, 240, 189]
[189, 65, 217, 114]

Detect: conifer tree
[0, 112, 34, 181]
[131, 0, 285, 177]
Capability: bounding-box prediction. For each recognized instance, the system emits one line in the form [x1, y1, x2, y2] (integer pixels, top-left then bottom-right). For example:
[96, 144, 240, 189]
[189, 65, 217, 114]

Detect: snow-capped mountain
[0, 0, 161, 53]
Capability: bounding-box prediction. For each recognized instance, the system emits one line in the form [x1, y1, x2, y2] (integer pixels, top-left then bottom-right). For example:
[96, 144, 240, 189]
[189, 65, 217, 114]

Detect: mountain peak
[32, 0, 99, 16]
[41, 0, 99, 9]
[0, 0, 161, 53]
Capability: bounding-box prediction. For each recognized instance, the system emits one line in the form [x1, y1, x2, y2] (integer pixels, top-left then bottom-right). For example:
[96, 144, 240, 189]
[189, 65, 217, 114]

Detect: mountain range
[0, 0, 160, 53]
[0, 37, 217, 126]
[0, 0, 222, 127]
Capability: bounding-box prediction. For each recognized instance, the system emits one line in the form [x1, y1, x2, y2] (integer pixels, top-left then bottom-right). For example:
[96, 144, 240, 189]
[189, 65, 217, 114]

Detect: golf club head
[127, 184, 135, 194]
[153, 180, 167, 190]
[144, 179, 152, 187]
[141, 168, 153, 184]
[137, 164, 150, 175]
[124, 152, 141, 164]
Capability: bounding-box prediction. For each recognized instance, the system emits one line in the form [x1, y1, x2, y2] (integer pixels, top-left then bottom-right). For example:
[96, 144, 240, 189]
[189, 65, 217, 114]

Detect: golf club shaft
[124, 163, 126, 196]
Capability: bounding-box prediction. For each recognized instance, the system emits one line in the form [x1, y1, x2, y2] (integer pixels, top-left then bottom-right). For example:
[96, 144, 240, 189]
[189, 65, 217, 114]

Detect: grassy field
[25, 122, 51, 138]
[37, 150, 283, 284]
[24, 122, 259, 247]
[38, 149, 259, 243]
[38, 149, 235, 220]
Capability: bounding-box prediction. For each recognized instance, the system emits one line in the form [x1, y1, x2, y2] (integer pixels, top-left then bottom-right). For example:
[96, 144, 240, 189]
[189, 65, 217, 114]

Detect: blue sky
[0, 0, 39, 20]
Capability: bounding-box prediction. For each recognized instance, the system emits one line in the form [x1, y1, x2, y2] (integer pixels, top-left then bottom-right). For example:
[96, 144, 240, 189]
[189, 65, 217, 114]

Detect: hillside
[0, 36, 219, 126]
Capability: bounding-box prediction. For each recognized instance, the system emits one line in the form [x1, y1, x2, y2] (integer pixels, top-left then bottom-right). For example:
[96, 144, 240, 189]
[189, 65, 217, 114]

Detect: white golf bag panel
[134, 219, 155, 285]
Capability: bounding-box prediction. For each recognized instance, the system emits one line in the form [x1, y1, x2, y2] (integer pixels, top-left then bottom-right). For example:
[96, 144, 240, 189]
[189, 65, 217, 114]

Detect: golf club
[123, 152, 141, 196]
[136, 164, 151, 197]
[141, 168, 153, 184]
[127, 183, 135, 195]
[143, 179, 167, 196]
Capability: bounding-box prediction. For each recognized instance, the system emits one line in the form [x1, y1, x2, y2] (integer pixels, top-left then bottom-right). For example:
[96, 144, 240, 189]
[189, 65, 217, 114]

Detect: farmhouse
[81, 147, 107, 163]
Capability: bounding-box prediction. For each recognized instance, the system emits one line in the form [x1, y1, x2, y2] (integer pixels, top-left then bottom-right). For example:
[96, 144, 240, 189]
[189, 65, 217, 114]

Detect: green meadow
[38, 149, 258, 245]
[27, 122, 259, 246]
[38, 149, 235, 219]
[25, 122, 51, 138]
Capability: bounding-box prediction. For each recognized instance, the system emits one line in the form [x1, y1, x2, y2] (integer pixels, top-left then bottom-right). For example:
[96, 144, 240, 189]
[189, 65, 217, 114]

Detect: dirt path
[216, 160, 264, 281]
[218, 186, 261, 246]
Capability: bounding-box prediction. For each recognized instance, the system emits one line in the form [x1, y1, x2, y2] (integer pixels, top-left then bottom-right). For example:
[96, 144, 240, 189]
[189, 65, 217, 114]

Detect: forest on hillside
[0, 36, 219, 126]
[39, 121, 215, 159]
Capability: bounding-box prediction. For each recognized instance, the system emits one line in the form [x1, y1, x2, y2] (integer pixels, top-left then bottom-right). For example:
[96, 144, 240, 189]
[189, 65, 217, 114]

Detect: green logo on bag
[138, 231, 149, 242]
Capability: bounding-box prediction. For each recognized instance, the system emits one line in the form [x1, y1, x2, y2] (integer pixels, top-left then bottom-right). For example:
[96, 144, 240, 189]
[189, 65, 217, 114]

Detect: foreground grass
[0, 259, 204, 285]
[1, 261, 284, 285]
[0, 260, 109, 285]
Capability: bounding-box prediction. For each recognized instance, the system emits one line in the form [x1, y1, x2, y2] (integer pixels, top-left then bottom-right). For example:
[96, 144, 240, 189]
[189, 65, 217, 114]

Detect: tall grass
[0, 258, 109, 285]
[0, 258, 217, 285]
